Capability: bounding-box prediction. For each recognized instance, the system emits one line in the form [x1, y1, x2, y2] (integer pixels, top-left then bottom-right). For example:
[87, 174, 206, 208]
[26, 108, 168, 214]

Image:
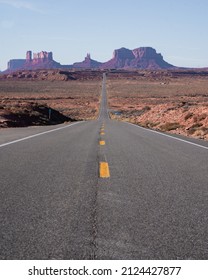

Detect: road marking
[99, 140, 105, 145]
[99, 162, 110, 178]
[126, 122, 208, 150]
[0, 122, 82, 148]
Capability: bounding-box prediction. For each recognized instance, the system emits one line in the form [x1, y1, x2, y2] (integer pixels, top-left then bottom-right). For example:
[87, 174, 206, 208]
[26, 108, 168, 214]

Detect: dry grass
[0, 80, 101, 124]
[159, 122, 182, 131]
[107, 77, 208, 103]
[107, 74, 208, 140]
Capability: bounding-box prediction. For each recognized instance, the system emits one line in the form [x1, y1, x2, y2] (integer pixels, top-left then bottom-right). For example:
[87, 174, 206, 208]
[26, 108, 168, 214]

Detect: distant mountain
[23, 51, 61, 69]
[7, 59, 26, 71]
[5, 47, 176, 72]
[7, 51, 62, 72]
[73, 53, 102, 68]
[102, 47, 175, 69]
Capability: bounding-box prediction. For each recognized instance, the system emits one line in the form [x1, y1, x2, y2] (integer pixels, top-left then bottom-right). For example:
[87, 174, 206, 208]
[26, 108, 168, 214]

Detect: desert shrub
[187, 123, 203, 135]
[159, 122, 182, 131]
[143, 121, 160, 128]
[184, 112, 193, 121]
[190, 123, 203, 129]
[198, 113, 207, 121]
[142, 106, 151, 111]
[192, 114, 207, 122]
[201, 127, 208, 134]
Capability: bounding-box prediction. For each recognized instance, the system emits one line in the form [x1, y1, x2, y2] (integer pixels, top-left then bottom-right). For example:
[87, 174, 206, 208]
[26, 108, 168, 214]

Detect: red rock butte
[7, 51, 61, 71]
[6, 47, 177, 72]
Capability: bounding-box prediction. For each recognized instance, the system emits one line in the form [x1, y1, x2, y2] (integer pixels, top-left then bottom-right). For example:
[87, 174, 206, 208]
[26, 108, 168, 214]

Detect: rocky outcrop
[0, 102, 72, 128]
[0, 69, 104, 81]
[5, 47, 176, 72]
[102, 47, 175, 69]
[73, 53, 102, 68]
[23, 51, 61, 69]
[101, 48, 135, 68]
[7, 59, 26, 71]
[131, 47, 174, 69]
[7, 51, 61, 71]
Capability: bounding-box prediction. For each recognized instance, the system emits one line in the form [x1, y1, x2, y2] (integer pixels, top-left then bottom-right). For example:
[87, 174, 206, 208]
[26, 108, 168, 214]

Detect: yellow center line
[99, 140, 105, 145]
[99, 162, 110, 178]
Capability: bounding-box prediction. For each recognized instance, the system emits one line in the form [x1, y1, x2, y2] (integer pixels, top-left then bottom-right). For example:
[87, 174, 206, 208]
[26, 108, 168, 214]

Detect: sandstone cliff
[7, 59, 26, 71]
[7, 51, 61, 71]
[102, 47, 174, 69]
[73, 53, 102, 68]
[5, 47, 176, 72]
[23, 51, 61, 69]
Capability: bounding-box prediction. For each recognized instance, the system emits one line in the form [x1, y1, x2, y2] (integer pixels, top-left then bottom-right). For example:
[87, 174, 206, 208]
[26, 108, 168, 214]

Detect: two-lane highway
[0, 74, 208, 259]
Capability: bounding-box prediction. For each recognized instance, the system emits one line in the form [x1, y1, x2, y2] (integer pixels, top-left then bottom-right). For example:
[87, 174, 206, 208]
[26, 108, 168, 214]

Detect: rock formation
[102, 47, 174, 69]
[73, 53, 102, 68]
[7, 51, 61, 71]
[5, 47, 176, 72]
[7, 59, 25, 71]
[24, 51, 61, 69]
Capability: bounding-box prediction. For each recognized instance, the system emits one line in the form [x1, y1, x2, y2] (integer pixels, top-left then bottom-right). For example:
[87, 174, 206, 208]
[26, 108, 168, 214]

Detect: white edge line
[0, 122, 82, 148]
[124, 121, 208, 150]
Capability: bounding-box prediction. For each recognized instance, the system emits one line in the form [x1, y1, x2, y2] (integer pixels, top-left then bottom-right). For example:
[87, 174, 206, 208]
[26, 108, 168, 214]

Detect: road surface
[0, 74, 208, 259]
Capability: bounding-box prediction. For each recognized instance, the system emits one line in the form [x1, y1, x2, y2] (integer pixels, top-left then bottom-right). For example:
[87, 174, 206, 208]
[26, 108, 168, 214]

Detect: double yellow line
[99, 124, 110, 178]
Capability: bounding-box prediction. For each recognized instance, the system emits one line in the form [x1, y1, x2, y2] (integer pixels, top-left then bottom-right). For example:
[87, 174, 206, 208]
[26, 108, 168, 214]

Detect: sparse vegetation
[198, 114, 207, 121]
[1, 70, 208, 141]
[0, 76, 101, 127]
[187, 123, 203, 135]
[107, 71, 208, 140]
[159, 122, 182, 131]
[184, 112, 193, 121]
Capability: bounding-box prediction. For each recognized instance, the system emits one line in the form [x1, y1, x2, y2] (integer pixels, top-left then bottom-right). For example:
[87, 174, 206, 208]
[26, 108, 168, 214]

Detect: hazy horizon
[0, 0, 208, 70]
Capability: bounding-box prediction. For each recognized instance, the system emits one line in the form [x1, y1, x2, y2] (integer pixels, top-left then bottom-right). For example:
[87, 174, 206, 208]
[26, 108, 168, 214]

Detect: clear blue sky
[0, 0, 208, 70]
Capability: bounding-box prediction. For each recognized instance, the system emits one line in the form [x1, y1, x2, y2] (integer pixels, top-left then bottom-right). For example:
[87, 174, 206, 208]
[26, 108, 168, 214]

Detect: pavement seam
[91, 73, 110, 258]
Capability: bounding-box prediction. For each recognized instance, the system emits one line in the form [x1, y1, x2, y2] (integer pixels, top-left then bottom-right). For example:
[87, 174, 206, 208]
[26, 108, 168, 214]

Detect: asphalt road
[0, 74, 208, 259]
